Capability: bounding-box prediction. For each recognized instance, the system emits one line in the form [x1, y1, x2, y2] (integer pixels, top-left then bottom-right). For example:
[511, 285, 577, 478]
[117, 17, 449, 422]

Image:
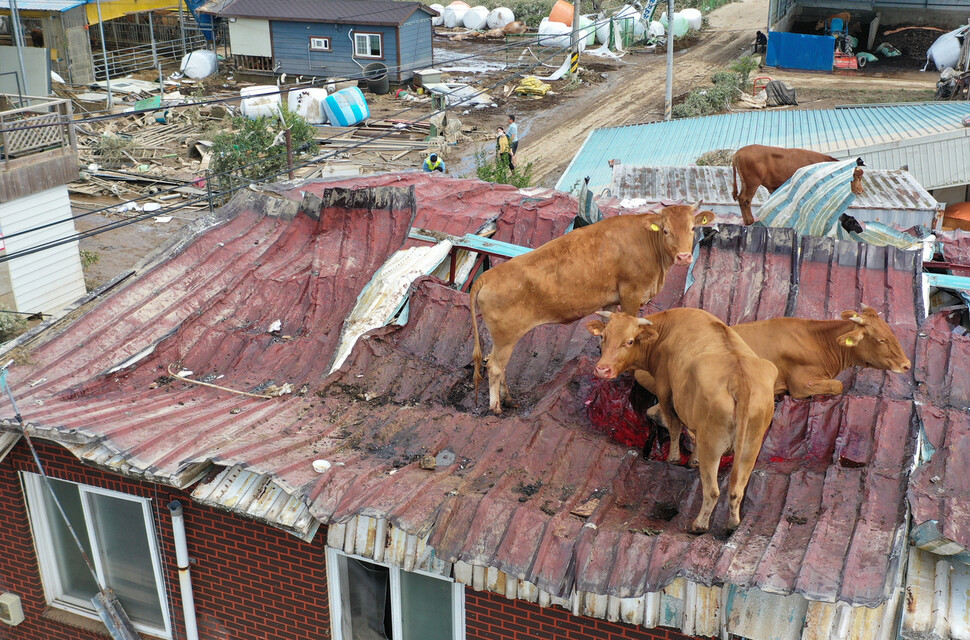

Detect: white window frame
[353, 32, 383, 59]
[21, 472, 172, 639]
[309, 36, 331, 51]
[326, 547, 465, 640]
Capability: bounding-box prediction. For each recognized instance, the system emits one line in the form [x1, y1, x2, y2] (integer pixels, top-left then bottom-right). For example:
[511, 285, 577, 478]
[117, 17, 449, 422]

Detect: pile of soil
[872, 26, 942, 70]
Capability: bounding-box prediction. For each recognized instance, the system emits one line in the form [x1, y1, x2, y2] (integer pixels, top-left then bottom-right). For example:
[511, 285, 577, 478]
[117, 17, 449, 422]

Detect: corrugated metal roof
[610, 164, 938, 230]
[207, 0, 433, 25]
[0, 0, 86, 11]
[556, 103, 970, 196]
[0, 173, 933, 636]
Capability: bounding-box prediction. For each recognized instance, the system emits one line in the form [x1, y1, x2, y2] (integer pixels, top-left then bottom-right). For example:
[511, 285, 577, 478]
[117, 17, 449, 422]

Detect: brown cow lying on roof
[731, 144, 837, 225]
[587, 308, 777, 533]
[471, 203, 714, 414]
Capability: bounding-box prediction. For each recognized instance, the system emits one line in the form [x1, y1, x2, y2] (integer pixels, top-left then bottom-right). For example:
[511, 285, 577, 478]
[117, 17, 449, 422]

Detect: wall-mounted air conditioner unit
[0, 592, 24, 625]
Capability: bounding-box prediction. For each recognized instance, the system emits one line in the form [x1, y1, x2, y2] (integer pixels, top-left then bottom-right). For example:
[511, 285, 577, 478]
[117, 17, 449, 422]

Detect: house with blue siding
[206, 0, 436, 82]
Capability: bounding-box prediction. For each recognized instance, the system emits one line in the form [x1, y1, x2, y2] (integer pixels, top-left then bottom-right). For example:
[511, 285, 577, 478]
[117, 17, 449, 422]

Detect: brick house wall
[0, 439, 707, 640]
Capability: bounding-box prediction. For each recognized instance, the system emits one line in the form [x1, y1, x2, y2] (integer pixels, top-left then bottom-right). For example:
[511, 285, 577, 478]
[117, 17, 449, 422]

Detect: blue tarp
[766, 31, 834, 71]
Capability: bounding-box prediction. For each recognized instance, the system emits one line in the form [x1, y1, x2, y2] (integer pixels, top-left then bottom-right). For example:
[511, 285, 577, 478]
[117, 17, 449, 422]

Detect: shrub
[729, 55, 758, 90]
[671, 65, 742, 118]
[474, 148, 535, 187]
[210, 107, 316, 197]
[0, 311, 27, 343]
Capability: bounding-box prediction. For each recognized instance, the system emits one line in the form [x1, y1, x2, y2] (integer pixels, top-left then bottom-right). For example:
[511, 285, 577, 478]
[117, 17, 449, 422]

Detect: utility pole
[569, 0, 581, 78]
[9, 0, 29, 104]
[664, 0, 674, 120]
[94, 0, 114, 109]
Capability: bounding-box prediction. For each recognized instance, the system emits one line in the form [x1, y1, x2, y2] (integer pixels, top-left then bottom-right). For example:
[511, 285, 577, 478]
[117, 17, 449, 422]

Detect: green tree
[210, 107, 316, 198]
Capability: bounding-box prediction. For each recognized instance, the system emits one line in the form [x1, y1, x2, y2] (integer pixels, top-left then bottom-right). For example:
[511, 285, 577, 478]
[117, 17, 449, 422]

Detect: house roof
[0, 0, 86, 11]
[609, 164, 938, 231]
[556, 102, 970, 196]
[204, 0, 436, 26]
[0, 173, 930, 615]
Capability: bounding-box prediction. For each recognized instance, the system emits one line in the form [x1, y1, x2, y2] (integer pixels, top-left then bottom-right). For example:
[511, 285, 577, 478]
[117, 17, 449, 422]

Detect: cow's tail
[731, 155, 740, 201]
[729, 370, 751, 460]
[470, 276, 485, 399]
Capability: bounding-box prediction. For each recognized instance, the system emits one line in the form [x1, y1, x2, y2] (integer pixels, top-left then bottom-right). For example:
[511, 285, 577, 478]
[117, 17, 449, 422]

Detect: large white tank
[288, 88, 329, 124]
[443, 1, 469, 27]
[240, 86, 280, 119]
[430, 3, 444, 26]
[463, 5, 489, 29]
[486, 7, 515, 29]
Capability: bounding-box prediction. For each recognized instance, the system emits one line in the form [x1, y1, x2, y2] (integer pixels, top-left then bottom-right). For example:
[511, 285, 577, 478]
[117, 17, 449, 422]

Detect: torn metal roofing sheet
[609, 164, 938, 231]
[0, 174, 929, 622]
[556, 102, 970, 197]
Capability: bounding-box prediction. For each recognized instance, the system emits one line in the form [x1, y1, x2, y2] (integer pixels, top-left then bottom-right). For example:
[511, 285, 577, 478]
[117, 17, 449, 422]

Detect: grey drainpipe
[168, 501, 199, 640]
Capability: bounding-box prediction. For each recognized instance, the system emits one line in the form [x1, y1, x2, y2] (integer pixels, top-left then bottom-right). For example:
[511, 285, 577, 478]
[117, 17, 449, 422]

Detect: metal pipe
[9, 0, 29, 106]
[94, 0, 114, 109]
[664, 0, 674, 120]
[167, 501, 199, 640]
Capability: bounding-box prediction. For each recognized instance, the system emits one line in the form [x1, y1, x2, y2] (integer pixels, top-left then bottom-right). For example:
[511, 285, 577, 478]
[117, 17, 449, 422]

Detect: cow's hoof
[687, 523, 709, 535]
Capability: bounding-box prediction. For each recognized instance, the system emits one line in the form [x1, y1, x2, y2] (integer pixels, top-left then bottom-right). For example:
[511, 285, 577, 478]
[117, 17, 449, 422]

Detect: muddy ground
[74, 0, 945, 288]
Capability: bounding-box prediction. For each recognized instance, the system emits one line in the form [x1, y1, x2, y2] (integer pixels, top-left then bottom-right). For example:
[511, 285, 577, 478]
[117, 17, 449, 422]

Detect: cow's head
[837, 307, 911, 373]
[586, 311, 658, 379]
[649, 202, 715, 267]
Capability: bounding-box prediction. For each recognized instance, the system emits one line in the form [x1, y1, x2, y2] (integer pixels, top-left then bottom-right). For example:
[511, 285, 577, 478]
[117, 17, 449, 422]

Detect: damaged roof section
[0, 175, 923, 607]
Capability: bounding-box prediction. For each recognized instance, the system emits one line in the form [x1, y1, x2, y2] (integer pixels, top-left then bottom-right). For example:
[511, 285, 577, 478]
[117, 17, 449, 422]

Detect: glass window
[327, 549, 463, 640]
[354, 33, 383, 58]
[310, 37, 331, 51]
[22, 473, 171, 638]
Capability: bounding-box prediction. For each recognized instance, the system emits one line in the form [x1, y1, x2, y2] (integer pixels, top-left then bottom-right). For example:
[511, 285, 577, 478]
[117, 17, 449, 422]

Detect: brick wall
[0, 439, 707, 640]
[0, 439, 329, 640]
[465, 588, 706, 640]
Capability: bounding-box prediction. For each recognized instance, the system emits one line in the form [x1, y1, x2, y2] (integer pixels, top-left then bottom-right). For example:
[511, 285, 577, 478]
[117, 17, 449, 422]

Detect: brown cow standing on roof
[731, 144, 837, 225]
[470, 203, 714, 414]
[587, 309, 777, 533]
[634, 307, 911, 457]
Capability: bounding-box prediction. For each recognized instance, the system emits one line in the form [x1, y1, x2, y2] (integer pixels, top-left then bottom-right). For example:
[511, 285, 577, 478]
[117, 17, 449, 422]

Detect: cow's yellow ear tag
[650, 223, 660, 231]
[845, 338, 854, 346]
[701, 216, 709, 224]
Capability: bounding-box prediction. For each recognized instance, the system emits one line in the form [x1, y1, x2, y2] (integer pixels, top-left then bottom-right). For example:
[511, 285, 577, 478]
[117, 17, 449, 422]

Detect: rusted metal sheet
[0, 175, 933, 638]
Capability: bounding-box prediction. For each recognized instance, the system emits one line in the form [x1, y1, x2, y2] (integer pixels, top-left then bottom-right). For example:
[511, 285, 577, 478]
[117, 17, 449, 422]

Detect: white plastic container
[443, 1, 470, 27]
[430, 3, 445, 25]
[323, 87, 370, 127]
[463, 6, 489, 29]
[239, 86, 280, 119]
[180, 49, 218, 79]
[288, 88, 329, 124]
[680, 8, 702, 30]
[486, 7, 515, 29]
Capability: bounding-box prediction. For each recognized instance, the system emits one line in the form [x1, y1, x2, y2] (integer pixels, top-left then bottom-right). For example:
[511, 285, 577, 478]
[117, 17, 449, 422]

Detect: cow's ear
[694, 211, 715, 226]
[637, 326, 659, 344]
[841, 310, 865, 324]
[586, 320, 605, 336]
[837, 328, 866, 347]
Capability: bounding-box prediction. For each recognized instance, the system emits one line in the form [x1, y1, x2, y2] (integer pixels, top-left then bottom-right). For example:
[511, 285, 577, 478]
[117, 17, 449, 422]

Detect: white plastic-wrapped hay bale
[430, 3, 444, 25]
[463, 5, 489, 29]
[660, 11, 690, 37]
[240, 86, 280, 119]
[595, 15, 611, 44]
[680, 8, 702, 30]
[648, 20, 665, 37]
[486, 7, 514, 29]
[579, 15, 596, 46]
[538, 17, 572, 48]
[612, 5, 638, 41]
[180, 50, 218, 79]
[443, 1, 469, 27]
[288, 88, 329, 124]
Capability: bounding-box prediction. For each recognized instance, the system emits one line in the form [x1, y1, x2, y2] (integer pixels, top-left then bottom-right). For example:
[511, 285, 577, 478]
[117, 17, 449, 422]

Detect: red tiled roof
[2, 174, 924, 606]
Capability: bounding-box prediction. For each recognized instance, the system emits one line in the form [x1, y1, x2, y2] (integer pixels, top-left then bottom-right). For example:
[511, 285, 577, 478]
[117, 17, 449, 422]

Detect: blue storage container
[766, 31, 835, 72]
[323, 87, 370, 127]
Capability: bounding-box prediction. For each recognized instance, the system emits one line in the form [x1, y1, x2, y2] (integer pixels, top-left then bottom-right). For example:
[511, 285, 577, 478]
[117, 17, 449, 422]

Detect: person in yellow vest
[422, 153, 446, 173]
[495, 127, 514, 171]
